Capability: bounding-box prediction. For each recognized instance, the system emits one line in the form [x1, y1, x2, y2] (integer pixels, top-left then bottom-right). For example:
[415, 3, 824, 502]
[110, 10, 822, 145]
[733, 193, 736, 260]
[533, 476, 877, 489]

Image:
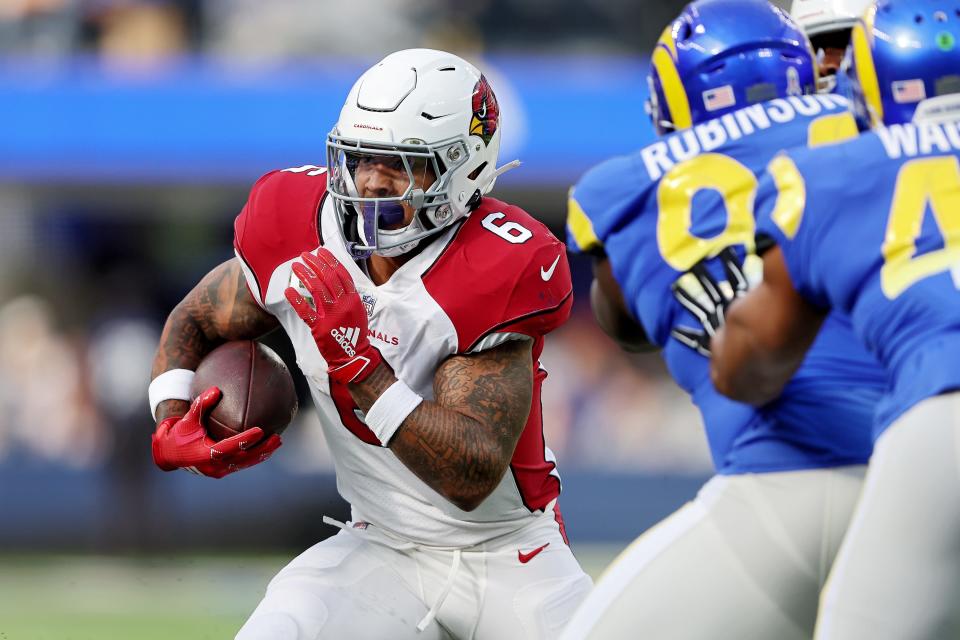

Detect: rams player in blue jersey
[707, 1, 960, 637]
[558, 1, 888, 638]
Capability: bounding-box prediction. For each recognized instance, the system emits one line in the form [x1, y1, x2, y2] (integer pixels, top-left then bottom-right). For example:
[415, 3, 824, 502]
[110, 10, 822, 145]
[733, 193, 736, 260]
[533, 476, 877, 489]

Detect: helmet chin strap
[371, 214, 428, 258]
[372, 162, 523, 258]
[374, 240, 420, 258]
[362, 162, 523, 259]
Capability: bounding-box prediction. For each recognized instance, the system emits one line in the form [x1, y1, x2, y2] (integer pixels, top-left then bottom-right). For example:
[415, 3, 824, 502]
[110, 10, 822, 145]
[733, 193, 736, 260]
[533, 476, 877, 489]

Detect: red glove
[151, 386, 282, 478]
[285, 249, 383, 384]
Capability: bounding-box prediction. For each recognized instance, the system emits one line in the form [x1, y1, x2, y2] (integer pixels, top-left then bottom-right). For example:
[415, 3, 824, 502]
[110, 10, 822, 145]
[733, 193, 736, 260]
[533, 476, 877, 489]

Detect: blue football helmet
[648, 0, 819, 135]
[846, 0, 960, 127]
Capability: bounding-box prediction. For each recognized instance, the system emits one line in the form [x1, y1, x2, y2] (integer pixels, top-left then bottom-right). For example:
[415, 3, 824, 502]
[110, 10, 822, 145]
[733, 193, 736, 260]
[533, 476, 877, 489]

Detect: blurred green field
[0, 545, 625, 640]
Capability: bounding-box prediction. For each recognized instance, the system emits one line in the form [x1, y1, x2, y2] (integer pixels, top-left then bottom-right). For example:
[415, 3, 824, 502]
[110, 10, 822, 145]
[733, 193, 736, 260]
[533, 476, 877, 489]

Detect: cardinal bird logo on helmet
[470, 75, 499, 146]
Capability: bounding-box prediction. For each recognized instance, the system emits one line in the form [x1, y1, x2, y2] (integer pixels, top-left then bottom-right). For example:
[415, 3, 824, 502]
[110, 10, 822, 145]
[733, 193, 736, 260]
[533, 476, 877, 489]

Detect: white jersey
[233, 167, 574, 548]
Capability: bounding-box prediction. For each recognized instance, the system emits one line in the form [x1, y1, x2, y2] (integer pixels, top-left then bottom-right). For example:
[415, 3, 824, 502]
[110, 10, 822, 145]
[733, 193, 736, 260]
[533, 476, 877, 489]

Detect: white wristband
[149, 369, 196, 421]
[364, 380, 423, 446]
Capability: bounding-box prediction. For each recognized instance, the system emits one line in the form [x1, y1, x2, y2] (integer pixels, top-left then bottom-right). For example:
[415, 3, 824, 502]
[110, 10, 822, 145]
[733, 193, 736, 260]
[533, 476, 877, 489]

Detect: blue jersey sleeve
[565, 105, 884, 473]
[567, 155, 646, 256]
[754, 150, 832, 310]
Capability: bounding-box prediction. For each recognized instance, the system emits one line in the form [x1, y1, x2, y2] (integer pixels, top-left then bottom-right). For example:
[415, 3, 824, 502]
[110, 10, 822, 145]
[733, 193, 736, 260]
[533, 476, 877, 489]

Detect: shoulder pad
[568, 155, 648, 255]
[423, 197, 573, 352]
[233, 167, 328, 305]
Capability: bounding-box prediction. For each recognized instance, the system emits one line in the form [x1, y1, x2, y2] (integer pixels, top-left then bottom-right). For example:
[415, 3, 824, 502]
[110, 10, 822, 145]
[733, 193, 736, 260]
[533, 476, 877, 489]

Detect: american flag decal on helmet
[470, 75, 500, 145]
[703, 85, 736, 112]
[892, 79, 927, 104]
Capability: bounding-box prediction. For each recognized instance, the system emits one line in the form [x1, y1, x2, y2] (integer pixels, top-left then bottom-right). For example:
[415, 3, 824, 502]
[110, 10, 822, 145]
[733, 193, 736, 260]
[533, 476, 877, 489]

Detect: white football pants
[235, 510, 592, 640]
[815, 392, 960, 640]
[559, 465, 866, 640]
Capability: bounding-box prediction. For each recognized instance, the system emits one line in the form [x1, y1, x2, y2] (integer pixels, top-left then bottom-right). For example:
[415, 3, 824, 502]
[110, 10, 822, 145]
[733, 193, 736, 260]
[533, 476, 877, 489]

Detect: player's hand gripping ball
[151, 387, 282, 479]
[190, 340, 298, 441]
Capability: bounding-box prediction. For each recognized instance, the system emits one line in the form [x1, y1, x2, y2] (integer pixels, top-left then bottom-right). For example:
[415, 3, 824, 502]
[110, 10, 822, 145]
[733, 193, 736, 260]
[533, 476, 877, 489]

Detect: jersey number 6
[482, 212, 533, 244]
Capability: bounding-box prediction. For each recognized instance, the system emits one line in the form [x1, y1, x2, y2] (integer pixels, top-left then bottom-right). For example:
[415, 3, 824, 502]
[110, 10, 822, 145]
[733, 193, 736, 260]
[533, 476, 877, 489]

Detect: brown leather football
[190, 340, 298, 442]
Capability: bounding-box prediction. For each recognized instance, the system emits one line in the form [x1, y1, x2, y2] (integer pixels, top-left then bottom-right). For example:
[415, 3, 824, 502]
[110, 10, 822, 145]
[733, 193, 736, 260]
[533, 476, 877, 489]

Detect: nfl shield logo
[361, 292, 377, 318]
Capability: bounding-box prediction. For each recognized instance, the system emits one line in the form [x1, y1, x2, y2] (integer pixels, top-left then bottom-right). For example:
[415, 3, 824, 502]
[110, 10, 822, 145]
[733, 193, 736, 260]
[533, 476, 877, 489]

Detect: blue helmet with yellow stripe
[648, 0, 818, 135]
[846, 0, 960, 127]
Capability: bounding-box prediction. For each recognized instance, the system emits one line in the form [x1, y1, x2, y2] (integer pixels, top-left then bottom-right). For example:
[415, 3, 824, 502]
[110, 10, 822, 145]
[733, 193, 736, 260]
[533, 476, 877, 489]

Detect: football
[190, 340, 298, 442]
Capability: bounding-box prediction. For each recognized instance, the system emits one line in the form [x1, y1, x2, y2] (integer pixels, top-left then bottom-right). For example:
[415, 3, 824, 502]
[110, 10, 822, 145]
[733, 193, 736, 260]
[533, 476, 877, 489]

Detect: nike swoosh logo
[518, 542, 550, 564]
[540, 255, 561, 281]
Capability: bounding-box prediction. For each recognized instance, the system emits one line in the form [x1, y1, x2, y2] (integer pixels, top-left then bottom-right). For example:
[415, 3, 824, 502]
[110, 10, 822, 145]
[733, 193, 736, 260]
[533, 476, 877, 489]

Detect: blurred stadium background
[0, 0, 790, 637]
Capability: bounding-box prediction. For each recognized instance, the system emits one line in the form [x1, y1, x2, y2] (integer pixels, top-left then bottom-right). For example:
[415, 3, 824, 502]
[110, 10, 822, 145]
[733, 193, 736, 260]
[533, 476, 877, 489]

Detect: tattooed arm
[349, 339, 533, 512]
[151, 258, 279, 421]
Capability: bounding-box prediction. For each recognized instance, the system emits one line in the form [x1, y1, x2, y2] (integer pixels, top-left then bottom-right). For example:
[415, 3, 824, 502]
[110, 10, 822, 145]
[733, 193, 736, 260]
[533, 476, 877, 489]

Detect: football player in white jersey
[147, 49, 592, 640]
[791, 0, 871, 89]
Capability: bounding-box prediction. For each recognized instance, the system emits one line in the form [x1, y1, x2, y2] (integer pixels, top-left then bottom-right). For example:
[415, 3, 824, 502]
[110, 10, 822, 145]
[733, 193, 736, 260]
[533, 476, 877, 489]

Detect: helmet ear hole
[466, 189, 483, 211]
[467, 162, 488, 181]
[434, 154, 447, 176]
[417, 208, 438, 230]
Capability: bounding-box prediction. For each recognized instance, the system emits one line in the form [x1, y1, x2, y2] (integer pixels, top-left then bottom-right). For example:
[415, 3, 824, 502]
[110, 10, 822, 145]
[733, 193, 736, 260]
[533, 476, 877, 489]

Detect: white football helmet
[326, 49, 507, 258]
[790, 0, 871, 37]
[791, 0, 871, 91]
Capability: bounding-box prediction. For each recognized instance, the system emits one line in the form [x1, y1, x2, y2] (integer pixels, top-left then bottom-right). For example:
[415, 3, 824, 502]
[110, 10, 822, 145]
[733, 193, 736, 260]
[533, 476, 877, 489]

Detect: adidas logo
[340, 326, 361, 346]
[330, 326, 360, 357]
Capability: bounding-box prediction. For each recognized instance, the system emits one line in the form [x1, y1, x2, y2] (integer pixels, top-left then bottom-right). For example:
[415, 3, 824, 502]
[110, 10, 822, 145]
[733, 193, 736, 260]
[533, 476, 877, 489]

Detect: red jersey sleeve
[233, 167, 328, 306]
[423, 197, 573, 353]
